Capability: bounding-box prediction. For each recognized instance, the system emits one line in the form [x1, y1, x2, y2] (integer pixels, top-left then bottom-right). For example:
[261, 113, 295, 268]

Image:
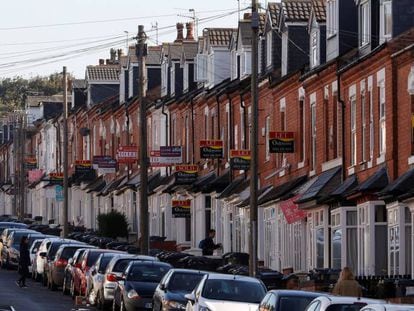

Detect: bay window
[308, 209, 329, 269]
[380, 0, 392, 42]
[360, 1, 370, 46]
[327, 0, 337, 37]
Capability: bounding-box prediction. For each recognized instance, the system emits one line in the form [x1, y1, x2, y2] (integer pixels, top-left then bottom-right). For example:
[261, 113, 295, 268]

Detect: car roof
[316, 296, 386, 304]
[205, 273, 263, 283]
[169, 268, 208, 275]
[362, 304, 414, 310]
[269, 290, 326, 297]
[128, 260, 171, 267]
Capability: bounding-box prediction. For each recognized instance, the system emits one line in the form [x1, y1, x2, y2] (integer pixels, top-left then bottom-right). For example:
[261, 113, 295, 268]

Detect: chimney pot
[117, 49, 123, 60]
[99, 59, 105, 65]
[175, 23, 184, 43]
[110, 48, 116, 62]
[185, 22, 195, 41]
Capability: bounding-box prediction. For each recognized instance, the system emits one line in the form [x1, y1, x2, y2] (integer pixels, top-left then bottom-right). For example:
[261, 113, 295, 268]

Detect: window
[350, 96, 357, 166]
[369, 85, 374, 160]
[265, 116, 271, 161]
[311, 102, 316, 171]
[266, 32, 272, 67]
[323, 97, 329, 161]
[361, 89, 367, 162]
[360, 1, 370, 46]
[226, 103, 231, 160]
[185, 115, 190, 163]
[204, 108, 209, 140]
[333, 93, 338, 158]
[280, 100, 286, 166]
[411, 95, 414, 155]
[311, 30, 318, 67]
[380, 1, 392, 41]
[195, 54, 208, 82]
[379, 83, 386, 154]
[327, 0, 337, 37]
[240, 106, 245, 148]
[299, 99, 305, 163]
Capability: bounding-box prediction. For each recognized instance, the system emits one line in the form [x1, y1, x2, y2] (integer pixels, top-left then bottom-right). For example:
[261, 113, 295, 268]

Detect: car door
[153, 270, 173, 310]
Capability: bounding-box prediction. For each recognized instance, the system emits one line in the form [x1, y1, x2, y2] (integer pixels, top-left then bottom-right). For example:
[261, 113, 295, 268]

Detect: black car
[113, 261, 172, 311]
[152, 269, 207, 311]
[258, 290, 328, 311]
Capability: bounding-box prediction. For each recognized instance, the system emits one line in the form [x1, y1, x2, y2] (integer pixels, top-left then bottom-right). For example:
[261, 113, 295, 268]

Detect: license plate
[145, 302, 152, 309]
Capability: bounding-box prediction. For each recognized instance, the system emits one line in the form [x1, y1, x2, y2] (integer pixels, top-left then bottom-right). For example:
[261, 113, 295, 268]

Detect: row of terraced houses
[1, 0, 414, 277]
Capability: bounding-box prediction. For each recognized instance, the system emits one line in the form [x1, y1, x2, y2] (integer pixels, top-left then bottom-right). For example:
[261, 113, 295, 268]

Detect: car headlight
[127, 289, 140, 300]
[165, 300, 186, 310]
[199, 307, 212, 311]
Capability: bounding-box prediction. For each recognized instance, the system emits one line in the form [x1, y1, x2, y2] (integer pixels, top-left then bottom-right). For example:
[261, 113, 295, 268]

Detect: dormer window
[327, 0, 337, 37]
[266, 31, 272, 67]
[360, 0, 370, 46]
[380, 0, 392, 42]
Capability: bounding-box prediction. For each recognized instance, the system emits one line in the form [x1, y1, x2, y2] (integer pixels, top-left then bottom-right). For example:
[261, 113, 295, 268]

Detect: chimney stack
[110, 48, 116, 62]
[185, 22, 195, 41]
[99, 59, 105, 65]
[175, 23, 184, 43]
[117, 49, 123, 61]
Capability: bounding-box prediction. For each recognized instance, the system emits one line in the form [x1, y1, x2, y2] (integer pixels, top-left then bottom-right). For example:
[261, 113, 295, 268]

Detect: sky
[0, 0, 266, 79]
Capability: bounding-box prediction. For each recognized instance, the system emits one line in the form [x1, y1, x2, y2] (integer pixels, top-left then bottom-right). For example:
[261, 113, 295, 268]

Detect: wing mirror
[68, 258, 73, 265]
[39, 252, 47, 258]
[185, 292, 196, 303]
[159, 283, 166, 290]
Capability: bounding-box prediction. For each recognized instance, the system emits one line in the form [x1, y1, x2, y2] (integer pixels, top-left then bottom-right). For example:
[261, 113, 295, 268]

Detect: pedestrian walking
[332, 267, 362, 297]
[16, 236, 30, 288]
[198, 229, 222, 256]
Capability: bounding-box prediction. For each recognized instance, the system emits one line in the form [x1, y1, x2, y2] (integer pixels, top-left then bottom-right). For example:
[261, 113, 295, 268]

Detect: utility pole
[62, 66, 69, 238]
[13, 116, 18, 217]
[249, 0, 259, 277]
[19, 113, 25, 221]
[137, 25, 149, 255]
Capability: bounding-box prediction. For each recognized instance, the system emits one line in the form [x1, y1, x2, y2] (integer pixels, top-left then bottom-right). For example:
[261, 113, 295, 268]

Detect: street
[0, 269, 95, 311]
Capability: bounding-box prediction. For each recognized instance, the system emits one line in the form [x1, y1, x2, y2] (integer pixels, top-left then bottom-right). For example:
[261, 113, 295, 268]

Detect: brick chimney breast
[186, 22, 195, 41]
[99, 59, 105, 65]
[175, 23, 184, 42]
[117, 49, 123, 60]
[110, 48, 116, 62]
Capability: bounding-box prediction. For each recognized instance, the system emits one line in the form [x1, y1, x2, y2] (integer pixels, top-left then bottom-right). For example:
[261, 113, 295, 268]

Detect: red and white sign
[117, 146, 138, 163]
[280, 195, 306, 224]
[28, 169, 43, 183]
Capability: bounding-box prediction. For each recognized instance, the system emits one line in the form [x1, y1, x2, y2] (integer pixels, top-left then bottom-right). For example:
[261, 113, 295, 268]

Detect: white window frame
[379, 81, 386, 155]
[380, 0, 392, 43]
[350, 95, 357, 166]
[360, 1, 370, 47]
[185, 115, 190, 163]
[361, 81, 367, 162]
[226, 103, 231, 161]
[307, 209, 329, 269]
[170, 62, 176, 96]
[368, 77, 374, 162]
[195, 54, 208, 82]
[266, 31, 272, 68]
[240, 106, 245, 148]
[311, 30, 319, 68]
[311, 100, 317, 172]
[265, 116, 271, 161]
[327, 0, 337, 37]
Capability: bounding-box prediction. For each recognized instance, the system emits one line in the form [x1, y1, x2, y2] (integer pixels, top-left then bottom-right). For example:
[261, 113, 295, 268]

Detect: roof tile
[86, 65, 120, 82]
[282, 0, 313, 22]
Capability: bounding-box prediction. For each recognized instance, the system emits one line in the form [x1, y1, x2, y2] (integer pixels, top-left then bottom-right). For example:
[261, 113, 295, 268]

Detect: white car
[305, 296, 387, 311]
[33, 237, 61, 280]
[29, 238, 44, 274]
[185, 273, 267, 311]
[361, 304, 414, 311]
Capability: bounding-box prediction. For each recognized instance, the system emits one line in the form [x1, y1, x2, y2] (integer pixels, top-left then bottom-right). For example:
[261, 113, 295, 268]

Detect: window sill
[327, 33, 337, 40]
[347, 166, 355, 176]
[279, 169, 286, 177]
[376, 154, 385, 165]
[309, 170, 316, 177]
[408, 156, 414, 165]
[298, 161, 305, 169]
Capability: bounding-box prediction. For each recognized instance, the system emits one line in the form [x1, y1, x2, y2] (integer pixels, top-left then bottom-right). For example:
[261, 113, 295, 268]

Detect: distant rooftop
[282, 0, 313, 22]
[86, 65, 120, 82]
[26, 95, 72, 108]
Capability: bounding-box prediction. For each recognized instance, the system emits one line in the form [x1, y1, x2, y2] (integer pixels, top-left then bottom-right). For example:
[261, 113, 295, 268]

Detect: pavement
[0, 268, 96, 311]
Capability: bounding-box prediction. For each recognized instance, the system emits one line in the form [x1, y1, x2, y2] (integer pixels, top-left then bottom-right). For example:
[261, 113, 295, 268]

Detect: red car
[71, 249, 121, 297]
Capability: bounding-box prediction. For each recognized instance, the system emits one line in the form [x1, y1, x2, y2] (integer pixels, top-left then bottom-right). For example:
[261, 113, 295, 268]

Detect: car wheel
[112, 298, 119, 311]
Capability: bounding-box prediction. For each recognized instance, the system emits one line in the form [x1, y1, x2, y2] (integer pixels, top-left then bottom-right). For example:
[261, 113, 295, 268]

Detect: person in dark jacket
[16, 236, 30, 288]
[199, 229, 222, 256]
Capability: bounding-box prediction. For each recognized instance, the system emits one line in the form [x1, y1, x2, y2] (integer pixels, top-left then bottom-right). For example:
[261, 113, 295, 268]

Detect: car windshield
[28, 235, 45, 247]
[48, 242, 67, 258]
[86, 252, 102, 267]
[127, 265, 169, 283]
[99, 255, 116, 271]
[12, 232, 31, 248]
[31, 241, 42, 254]
[326, 304, 367, 311]
[75, 250, 87, 265]
[168, 273, 204, 292]
[61, 247, 81, 260]
[279, 296, 318, 310]
[202, 279, 265, 303]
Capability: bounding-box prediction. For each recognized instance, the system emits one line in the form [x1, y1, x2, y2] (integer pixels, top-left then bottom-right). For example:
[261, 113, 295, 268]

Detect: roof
[26, 95, 68, 108]
[72, 79, 87, 89]
[311, 0, 326, 22]
[296, 166, 342, 204]
[86, 65, 120, 82]
[128, 46, 138, 63]
[147, 46, 162, 65]
[198, 169, 231, 194]
[238, 185, 273, 208]
[268, 2, 282, 28]
[356, 166, 389, 193]
[282, 0, 313, 22]
[379, 168, 414, 199]
[120, 55, 128, 68]
[85, 177, 106, 193]
[239, 21, 252, 46]
[168, 43, 182, 60]
[182, 41, 198, 60]
[205, 28, 235, 46]
[258, 175, 308, 206]
[216, 176, 250, 199]
[241, 13, 266, 34]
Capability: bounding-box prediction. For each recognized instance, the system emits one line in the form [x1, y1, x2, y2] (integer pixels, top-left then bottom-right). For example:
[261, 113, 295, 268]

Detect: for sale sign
[200, 140, 223, 158]
[159, 146, 183, 164]
[269, 132, 295, 153]
[280, 195, 306, 224]
[117, 146, 138, 163]
[49, 173, 63, 185]
[25, 157, 37, 170]
[172, 199, 191, 218]
[175, 165, 198, 184]
[93, 156, 117, 174]
[230, 150, 251, 170]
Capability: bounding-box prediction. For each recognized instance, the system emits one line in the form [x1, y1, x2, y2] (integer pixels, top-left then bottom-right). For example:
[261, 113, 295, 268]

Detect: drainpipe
[215, 95, 221, 176]
[226, 93, 233, 182]
[336, 71, 346, 183]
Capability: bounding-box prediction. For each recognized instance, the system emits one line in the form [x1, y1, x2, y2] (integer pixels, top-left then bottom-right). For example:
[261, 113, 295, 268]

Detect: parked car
[152, 268, 207, 311]
[0, 305, 16, 311]
[87, 252, 123, 307]
[185, 273, 267, 311]
[361, 304, 414, 311]
[29, 238, 44, 275]
[0, 222, 28, 235]
[258, 290, 327, 311]
[112, 261, 172, 311]
[99, 254, 158, 309]
[305, 296, 387, 311]
[1, 229, 36, 268]
[46, 244, 89, 290]
[72, 249, 119, 298]
[4, 229, 37, 268]
[62, 246, 96, 295]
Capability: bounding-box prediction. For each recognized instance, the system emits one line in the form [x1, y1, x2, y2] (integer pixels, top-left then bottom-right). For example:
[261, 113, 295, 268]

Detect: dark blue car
[113, 261, 172, 311]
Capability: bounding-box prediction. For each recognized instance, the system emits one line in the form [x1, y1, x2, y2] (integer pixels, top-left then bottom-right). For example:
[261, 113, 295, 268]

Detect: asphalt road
[0, 268, 96, 311]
